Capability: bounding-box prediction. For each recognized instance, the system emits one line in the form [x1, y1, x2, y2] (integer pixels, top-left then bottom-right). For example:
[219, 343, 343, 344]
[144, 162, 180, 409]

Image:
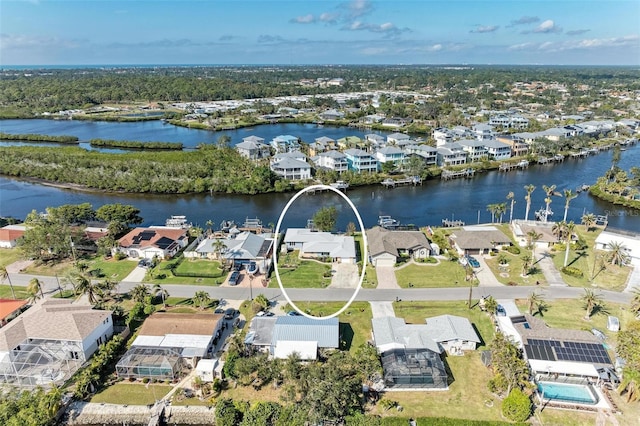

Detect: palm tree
[483, 296, 498, 315]
[551, 221, 567, 242]
[193, 290, 211, 310]
[212, 238, 226, 260]
[581, 289, 604, 320]
[527, 230, 542, 261]
[0, 265, 16, 299]
[563, 221, 576, 268]
[130, 283, 150, 303]
[607, 241, 630, 266]
[617, 368, 640, 402]
[524, 184, 536, 221]
[44, 385, 63, 418]
[66, 268, 102, 304]
[206, 219, 214, 234]
[542, 184, 557, 222]
[486, 203, 498, 223]
[506, 192, 516, 223]
[581, 213, 596, 231]
[27, 278, 43, 303]
[153, 283, 170, 308]
[527, 291, 545, 316]
[562, 189, 577, 222]
[521, 254, 532, 276]
[496, 202, 507, 223]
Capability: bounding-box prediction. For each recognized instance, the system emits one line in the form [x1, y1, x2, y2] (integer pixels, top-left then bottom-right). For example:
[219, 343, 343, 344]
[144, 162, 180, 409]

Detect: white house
[472, 123, 494, 140]
[270, 135, 300, 153]
[386, 132, 411, 145]
[115, 227, 189, 260]
[270, 158, 311, 180]
[595, 230, 640, 260]
[314, 150, 349, 173]
[375, 146, 405, 169]
[483, 139, 512, 160]
[344, 148, 378, 173]
[236, 138, 271, 160]
[433, 128, 454, 146]
[283, 228, 356, 263]
[436, 142, 467, 166]
[0, 299, 113, 388]
[405, 144, 438, 166]
[458, 139, 487, 161]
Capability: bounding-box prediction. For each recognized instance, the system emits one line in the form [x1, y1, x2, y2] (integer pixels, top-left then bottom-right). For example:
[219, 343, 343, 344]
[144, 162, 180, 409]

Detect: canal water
[0, 119, 639, 232]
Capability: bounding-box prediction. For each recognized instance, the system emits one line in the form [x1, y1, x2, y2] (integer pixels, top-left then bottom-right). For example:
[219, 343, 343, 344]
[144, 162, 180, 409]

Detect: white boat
[534, 208, 553, 221]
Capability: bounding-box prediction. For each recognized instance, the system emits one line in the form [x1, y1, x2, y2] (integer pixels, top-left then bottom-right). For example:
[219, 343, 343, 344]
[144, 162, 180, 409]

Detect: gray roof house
[405, 144, 437, 166]
[270, 158, 311, 180]
[189, 231, 274, 273]
[246, 316, 339, 360]
[314, 150, 348, 173]
[236, 139, 271, 161]
[449, 225, 512, 255]
[284, 228, 356, 263]
[366, 226, 432, 267]
[422, 315, 481, 353]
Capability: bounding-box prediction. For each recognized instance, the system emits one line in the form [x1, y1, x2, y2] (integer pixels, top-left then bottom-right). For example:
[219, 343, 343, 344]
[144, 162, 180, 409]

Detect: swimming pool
[537, 381, 598, 405]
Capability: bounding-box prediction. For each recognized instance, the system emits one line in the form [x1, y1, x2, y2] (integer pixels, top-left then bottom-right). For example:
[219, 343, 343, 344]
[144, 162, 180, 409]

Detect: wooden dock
[441, 169, 475, 180]
[442, 219, 465, 227]
[381, 176, 422, 188]
[499, 160, 529, 172]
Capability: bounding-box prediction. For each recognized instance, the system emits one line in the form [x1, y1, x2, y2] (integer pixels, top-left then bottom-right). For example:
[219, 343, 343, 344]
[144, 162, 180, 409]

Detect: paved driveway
[375, 266, 400, 289]
[624, 257, 640, 293]
[122, 266, 147, 283]
[329, 262, 359, 289]
[475, 256, 503, 287]
[370, 301, 395, 318]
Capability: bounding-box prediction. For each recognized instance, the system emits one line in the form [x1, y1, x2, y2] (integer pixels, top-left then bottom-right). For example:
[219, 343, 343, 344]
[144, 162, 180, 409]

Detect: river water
[0, 119, 639, 232]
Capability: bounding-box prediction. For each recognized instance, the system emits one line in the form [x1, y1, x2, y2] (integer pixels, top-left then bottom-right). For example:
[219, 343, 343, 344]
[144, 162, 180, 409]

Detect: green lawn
[0, 248, 24, 269]
[90, 383, 172, 405]
[363, 264, 378, 289]
[22, 259, 75, 276]
[88, 257, 137, 281]
[485, 251, 546, 286]
[0, 284, 29, 299]
[283, 301, 372, 352]
[393, 301, 494, 349]
[394, 260, 478, 288]
[550, 226, 631, 291]
[147, 259, 224, 286]
[275, 252, 332, 289]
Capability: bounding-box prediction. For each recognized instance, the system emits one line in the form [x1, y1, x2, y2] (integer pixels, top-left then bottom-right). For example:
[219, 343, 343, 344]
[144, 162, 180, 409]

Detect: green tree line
[89, 138, 183, 150]
[0, 132, 79, 143]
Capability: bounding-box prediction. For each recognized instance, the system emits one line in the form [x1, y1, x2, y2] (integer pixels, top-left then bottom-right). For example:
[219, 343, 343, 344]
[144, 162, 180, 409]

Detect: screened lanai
[381, 348, 449, 389]
[116, 346, 184, 380]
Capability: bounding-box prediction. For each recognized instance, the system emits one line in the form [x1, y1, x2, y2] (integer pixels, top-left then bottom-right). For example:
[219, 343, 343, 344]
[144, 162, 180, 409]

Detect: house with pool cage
[116, 313, 224, 380]
[0, 299, 113, 388]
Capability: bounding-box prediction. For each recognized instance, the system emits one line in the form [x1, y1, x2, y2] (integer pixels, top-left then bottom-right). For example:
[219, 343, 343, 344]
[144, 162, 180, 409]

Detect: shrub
[504, 245, 520, 255]
[487, 373, 508, 395]
[561, 266, 584, 278]
[501, 388, 532, 422]
[114, 252, 127, 260]
[142, 377, 150, 383]
[379, 398, 398, 411]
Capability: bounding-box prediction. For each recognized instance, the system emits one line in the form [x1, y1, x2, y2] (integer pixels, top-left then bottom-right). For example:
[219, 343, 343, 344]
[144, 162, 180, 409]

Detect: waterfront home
[489, 113, 529, 129]
[271, 150, 307, 164]
[594, 230, 640, 260]
[511, 221, 558, 248]
[0, 224, 25, 248]
[436, 142, 467, 166]
[496, 135, 530, 157]
[319, 109, 345, 121]
[344, 148, 378, 173]
[116, 313, 224, 380]
[483, 139, 512, 161]
[433, 127, 454, 146]
[115, 227, 189, 260]
[382, 117, 409, 128]
[0, 299, 113, 388]
[365, 133, 385, 148]
[283, 228, 356, 263]
[366, 226, 432, 267]
[458, 139, 488, 162]
[617, 118, 640, 132]
[309, 136, 336, 155]
[472, 123, 495, 140]
[236, 136, 271, 160]
[246, 316, 339, 360]
[375, 146, 405, 170]
[511, 131, 539, 145]
[270, 157, 311, 180]
[579, 120, 615, 136]
[386, 132, 411, 145]
[452, 125, 472, 139]
[361, 114, 385, 125]
[405, 144, 438, 166]
[314, 150, 349, 173]
[270, 135, 301, 153]
[542, 127, 571, 141]
[186, 231, 274, 273]
[449, 225, 511, 255]
[337, 136, 363, 150]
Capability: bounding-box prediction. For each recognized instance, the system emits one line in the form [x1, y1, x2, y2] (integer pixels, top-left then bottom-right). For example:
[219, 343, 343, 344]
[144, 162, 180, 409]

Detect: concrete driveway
[375, 266, 400, 289]
[121, 266, 148, 283]
[370, 301, 395, 318]
[329, 262, 359, 289]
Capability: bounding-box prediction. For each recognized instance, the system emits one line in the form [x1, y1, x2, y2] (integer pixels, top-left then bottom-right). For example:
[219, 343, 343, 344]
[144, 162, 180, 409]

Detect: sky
[1, 0, 639, 66]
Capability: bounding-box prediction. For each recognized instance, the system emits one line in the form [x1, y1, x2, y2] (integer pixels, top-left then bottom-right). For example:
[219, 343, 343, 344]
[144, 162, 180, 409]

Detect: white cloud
[532, 19, 562, 34]
[0, 33, 80, 49]
[346, 0, 374, 18]
[508, 34, 639, 53]
[319, 13, 339, 23]
[470, 25, 499, 34]
[507, 42, 537, 51]
[291, 14, 315, 24]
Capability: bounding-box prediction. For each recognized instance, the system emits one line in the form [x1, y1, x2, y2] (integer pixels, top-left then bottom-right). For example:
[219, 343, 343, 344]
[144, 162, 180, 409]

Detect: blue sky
[1, 0, 639, 65]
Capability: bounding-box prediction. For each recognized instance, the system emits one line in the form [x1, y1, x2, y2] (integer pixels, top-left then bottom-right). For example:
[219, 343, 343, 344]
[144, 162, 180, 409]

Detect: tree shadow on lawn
[339, 322, 354, 351]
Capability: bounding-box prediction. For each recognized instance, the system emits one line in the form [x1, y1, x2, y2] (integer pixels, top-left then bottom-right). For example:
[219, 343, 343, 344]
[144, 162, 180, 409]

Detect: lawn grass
[363, 263, 378, 289]
[0, 284, 29, 299]
[485, 250, 546, 286]
[0, 248, 24, 269]
[394, 260, 478, 288]
[88, 257, 137, 281]
[275, 251, 332, 289]
[393, 301, 494, 350]
[158, 296, 220, 314]
[283, 301, 372, 352]
[147, 259, 224, 286]
[90, 383, 172, 405]
[513, 298, 636, 342]
[550, 226, 631, 291]
[22, 259, 75, 276]
[369, 352, 503, 422]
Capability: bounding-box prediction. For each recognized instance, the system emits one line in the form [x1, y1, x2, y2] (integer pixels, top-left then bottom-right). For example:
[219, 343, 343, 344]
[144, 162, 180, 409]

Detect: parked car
[228, 271, 240, 286]
[224, 308, 236, 320]
[466, 255, 480, 268]
[287, 311, 301, 316]
[496, 304, 506, 316]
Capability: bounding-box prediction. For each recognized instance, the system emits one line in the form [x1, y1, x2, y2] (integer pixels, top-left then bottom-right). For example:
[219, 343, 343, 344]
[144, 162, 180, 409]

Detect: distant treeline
[89, 138, 183, 150]
[0, 132, 79, 143]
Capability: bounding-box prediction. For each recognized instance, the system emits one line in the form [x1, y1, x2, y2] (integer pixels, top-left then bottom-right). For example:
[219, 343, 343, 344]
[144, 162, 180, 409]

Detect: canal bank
[65, 401, 215, 425]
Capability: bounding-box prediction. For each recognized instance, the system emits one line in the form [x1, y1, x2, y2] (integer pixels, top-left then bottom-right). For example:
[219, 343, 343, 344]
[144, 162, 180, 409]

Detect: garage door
[374, 257, 396, 267]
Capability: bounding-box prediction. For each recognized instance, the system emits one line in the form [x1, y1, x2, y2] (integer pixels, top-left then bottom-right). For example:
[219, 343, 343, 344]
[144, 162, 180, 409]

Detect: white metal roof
[529, 359, 599, 377]
[274, 340, 318, 360]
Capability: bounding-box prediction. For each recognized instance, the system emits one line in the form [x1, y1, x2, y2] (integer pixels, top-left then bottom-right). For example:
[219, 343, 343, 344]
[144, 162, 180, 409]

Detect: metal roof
[272, 316, 339, 348]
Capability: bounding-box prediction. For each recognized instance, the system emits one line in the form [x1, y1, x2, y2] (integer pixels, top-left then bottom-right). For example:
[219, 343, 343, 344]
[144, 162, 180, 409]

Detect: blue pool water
[537, 381, 598, 404]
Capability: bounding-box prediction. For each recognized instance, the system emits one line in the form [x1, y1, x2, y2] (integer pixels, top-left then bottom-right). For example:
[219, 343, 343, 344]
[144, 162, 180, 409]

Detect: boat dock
[330, 180, 349, 190]
[499, 160, 529, 172]
[381, 176, 422, 188]
[441, 168, 475, 180]
[442, 218, 465, 227]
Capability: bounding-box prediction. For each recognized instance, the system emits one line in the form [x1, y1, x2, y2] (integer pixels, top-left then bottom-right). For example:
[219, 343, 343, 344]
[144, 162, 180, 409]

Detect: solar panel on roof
[140, 230, 156, 241]
[155, 236, 174, 249]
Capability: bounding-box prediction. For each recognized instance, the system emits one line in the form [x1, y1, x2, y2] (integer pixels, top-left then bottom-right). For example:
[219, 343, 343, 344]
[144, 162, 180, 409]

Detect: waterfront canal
[0, 119, 639, 232]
